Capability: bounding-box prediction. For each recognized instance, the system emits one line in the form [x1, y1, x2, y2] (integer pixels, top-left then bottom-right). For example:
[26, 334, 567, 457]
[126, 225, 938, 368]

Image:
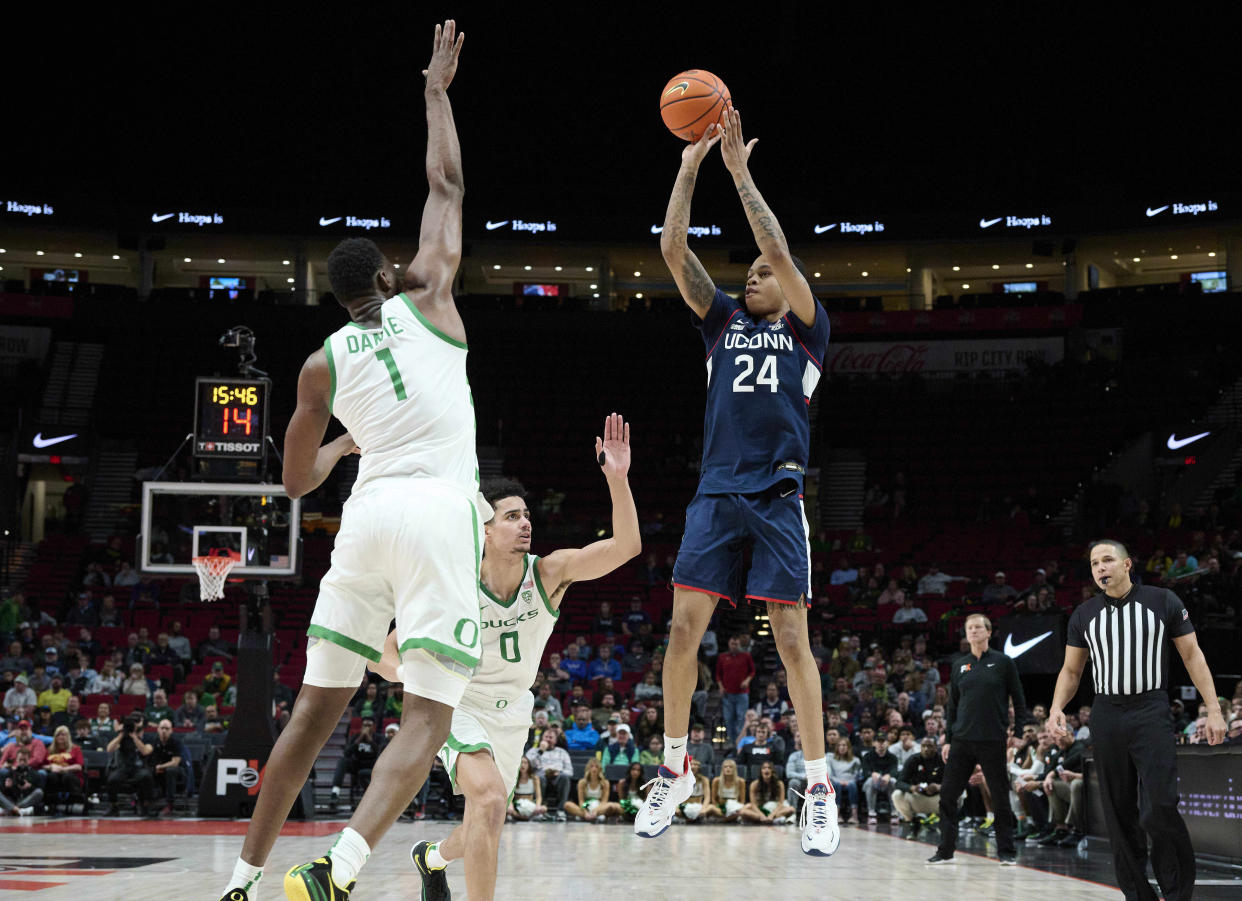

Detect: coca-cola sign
[830, 343, 928, 375]
[827, 337, 1063, 375]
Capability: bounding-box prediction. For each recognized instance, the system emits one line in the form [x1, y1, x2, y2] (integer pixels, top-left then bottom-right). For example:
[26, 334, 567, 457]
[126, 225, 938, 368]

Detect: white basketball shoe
[633, 759, 695, 838]
[798, 783, 841, 856]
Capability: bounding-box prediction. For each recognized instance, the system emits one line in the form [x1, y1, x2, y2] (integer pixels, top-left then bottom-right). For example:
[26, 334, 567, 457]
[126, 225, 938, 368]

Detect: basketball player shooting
[216, 20, 477, 901]
[369, 413, 641, 901]
[634, 106, 839, 856]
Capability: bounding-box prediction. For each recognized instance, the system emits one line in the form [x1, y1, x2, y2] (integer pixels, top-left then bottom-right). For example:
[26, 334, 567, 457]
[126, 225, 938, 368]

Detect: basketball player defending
[216, 21, 476, 901]
[635, 107, 838, 855]
[367, 413, 641, 901]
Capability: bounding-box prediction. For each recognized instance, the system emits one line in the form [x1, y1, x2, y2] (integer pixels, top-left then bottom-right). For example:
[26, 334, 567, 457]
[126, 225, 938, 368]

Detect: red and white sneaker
[633, 759, 695, 838]
[798, 783, 841, 856]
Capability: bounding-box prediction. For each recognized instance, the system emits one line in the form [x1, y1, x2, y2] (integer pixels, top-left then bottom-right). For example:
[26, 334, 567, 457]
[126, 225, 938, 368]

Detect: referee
[1050, 539, 1226, 901]
[926, 612, 1027, 866]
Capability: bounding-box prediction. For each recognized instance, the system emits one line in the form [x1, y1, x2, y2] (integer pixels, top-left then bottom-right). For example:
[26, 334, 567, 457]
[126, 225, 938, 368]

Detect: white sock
[663, 734, 687, 774]
[226, 858, 263, 895]
[327, 827, 371, 886]
[805, 757, 829, 791]
[425, 841, 449, 870]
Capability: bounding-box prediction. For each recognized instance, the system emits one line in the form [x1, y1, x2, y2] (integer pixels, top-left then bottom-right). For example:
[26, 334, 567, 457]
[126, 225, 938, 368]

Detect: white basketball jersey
[473, 554, 560, 696]
[324, 293, 478, 496]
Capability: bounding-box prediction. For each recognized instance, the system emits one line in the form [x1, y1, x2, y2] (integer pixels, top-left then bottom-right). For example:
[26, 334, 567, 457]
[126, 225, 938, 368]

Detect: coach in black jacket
[927, 612, 1027, 865]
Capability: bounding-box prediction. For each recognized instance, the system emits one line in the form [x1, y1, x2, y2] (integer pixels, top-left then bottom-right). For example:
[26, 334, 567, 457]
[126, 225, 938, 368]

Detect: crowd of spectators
[0, 568, 269, 817]
[3, 499, 1240, 831]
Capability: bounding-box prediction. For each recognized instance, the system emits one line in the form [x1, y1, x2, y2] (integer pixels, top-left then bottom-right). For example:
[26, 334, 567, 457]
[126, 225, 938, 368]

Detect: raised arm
[536, 414, 641, 604]
[281, 349, 359, 499]
[719, 106, 817, 326]
[660, 126, 721, 318]
[405, 21, 466, 325]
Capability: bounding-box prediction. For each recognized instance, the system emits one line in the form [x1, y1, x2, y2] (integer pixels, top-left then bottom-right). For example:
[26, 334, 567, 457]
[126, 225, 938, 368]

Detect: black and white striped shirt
[1067, 585, 1194, 696]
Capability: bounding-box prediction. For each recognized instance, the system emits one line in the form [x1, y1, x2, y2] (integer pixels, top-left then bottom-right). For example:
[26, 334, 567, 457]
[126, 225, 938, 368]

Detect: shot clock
[193, 376, 271, 459]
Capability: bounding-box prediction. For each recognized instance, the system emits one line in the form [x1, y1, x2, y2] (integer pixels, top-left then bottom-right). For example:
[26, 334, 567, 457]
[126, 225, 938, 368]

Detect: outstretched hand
[595, 412, 631, 481]
[719, 106, 758, 176]
[423, 19, 465, 91]
[681, 123, 721, 168]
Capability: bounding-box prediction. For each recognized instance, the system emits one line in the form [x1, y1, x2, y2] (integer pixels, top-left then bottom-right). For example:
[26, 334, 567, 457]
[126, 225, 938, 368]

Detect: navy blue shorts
[672, 491, 810, 606]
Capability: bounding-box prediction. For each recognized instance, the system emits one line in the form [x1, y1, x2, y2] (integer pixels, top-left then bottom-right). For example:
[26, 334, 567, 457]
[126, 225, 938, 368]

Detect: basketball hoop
[192, 549, 241, 601]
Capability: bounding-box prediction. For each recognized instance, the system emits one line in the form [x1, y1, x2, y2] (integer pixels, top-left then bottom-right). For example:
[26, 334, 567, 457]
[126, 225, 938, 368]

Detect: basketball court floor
[2, 816, 1238, 899]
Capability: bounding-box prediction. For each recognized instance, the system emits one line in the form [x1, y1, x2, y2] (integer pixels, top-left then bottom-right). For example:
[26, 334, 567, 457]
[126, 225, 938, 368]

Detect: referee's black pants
[1092, 691, 1195, 901]
[935, 738, 1015, 857]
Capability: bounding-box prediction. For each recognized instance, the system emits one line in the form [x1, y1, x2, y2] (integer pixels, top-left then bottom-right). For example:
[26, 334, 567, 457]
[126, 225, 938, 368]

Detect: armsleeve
[692, 289, 739, 349]
[1066, 608, 1088, 648]
[1163, 590, 1195, 638]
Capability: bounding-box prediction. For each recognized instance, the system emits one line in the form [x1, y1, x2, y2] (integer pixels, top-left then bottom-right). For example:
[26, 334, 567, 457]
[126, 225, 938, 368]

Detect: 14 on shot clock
[193, 376, 270, 459]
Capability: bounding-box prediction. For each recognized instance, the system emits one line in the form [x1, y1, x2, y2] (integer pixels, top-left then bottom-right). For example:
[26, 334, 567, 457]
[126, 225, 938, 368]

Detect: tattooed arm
[660, 125, 722, 318]
[719, 106, 817, 326]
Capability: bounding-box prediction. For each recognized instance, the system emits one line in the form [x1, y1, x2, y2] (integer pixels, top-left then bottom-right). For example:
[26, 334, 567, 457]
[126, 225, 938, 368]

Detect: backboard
[139, 481, 300, 578]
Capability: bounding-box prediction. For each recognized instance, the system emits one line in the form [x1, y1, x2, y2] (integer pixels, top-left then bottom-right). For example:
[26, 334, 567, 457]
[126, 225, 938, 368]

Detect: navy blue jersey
[694, 289, 830, 494]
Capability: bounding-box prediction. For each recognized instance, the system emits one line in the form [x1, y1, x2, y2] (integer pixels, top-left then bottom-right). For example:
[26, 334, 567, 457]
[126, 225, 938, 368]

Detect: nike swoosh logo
[1145, 205, 1169, 217]
[1004, 631, 1053, 659]
[651, 225, 664, 234]
[485, 220, 509, 230]
[978, 217, 1003, 228]
[665, 81, 690, 97]
[151, 213, 175, 223]
[814, 224, 837, 234]
[318, 216, 342, 226]
[32, 432, 78, 448]
[1167, 431, 1210, 450]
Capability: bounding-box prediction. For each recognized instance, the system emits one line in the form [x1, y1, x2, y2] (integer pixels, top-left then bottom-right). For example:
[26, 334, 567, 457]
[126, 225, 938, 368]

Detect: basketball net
[192, 550, 240, 602]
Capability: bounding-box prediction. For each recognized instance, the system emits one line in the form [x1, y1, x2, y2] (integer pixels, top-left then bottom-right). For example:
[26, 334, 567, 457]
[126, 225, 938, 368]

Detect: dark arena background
[1, 7, 1239, 899]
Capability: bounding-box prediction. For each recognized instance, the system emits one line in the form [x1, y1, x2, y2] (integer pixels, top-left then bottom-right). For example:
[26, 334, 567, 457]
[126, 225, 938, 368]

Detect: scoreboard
[193, 377, 270, 459]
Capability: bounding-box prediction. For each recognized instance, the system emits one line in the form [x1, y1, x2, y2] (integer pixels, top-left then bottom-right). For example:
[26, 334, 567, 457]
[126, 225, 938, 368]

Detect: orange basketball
[659, 69, 731, 142]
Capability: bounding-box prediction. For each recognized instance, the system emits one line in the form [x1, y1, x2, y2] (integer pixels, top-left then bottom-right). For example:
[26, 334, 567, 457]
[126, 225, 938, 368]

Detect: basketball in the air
[659, 69, 731, 142]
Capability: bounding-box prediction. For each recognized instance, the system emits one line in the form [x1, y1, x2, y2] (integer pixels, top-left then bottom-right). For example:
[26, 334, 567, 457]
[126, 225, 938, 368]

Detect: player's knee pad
[304, 636, 370, 687]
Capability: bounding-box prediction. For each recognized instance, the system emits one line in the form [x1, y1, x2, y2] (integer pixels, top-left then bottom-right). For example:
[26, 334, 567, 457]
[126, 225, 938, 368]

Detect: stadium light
[961, 283, 970, 290]
[1132, 257, 1141, 263]
[813, 272, 821, 278]
[282, 259, 290, 265]
[1025, 263, 1034, 269]
[524, 265, 532, 271]
[585, 266, 594, 272]
[861, 271, 869, 277]
[634, 271, 641, 277]
[1170, 254, 1178, 260]
[554, 265, 563, 271]
[112, 254, 121, 260]
[991, 264, 1000, 270]
[493, 264, 501, 270]
[74, 252, 83, 258]
[36, 250, 44, 256]
[636, 292, 644, 299]
[952, 265, 960, 272]
[589, 284, 598, 289]
[184, 257, 192, 263]
[1208, 251, 1217, 257]
[217, 258, 226, 264]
